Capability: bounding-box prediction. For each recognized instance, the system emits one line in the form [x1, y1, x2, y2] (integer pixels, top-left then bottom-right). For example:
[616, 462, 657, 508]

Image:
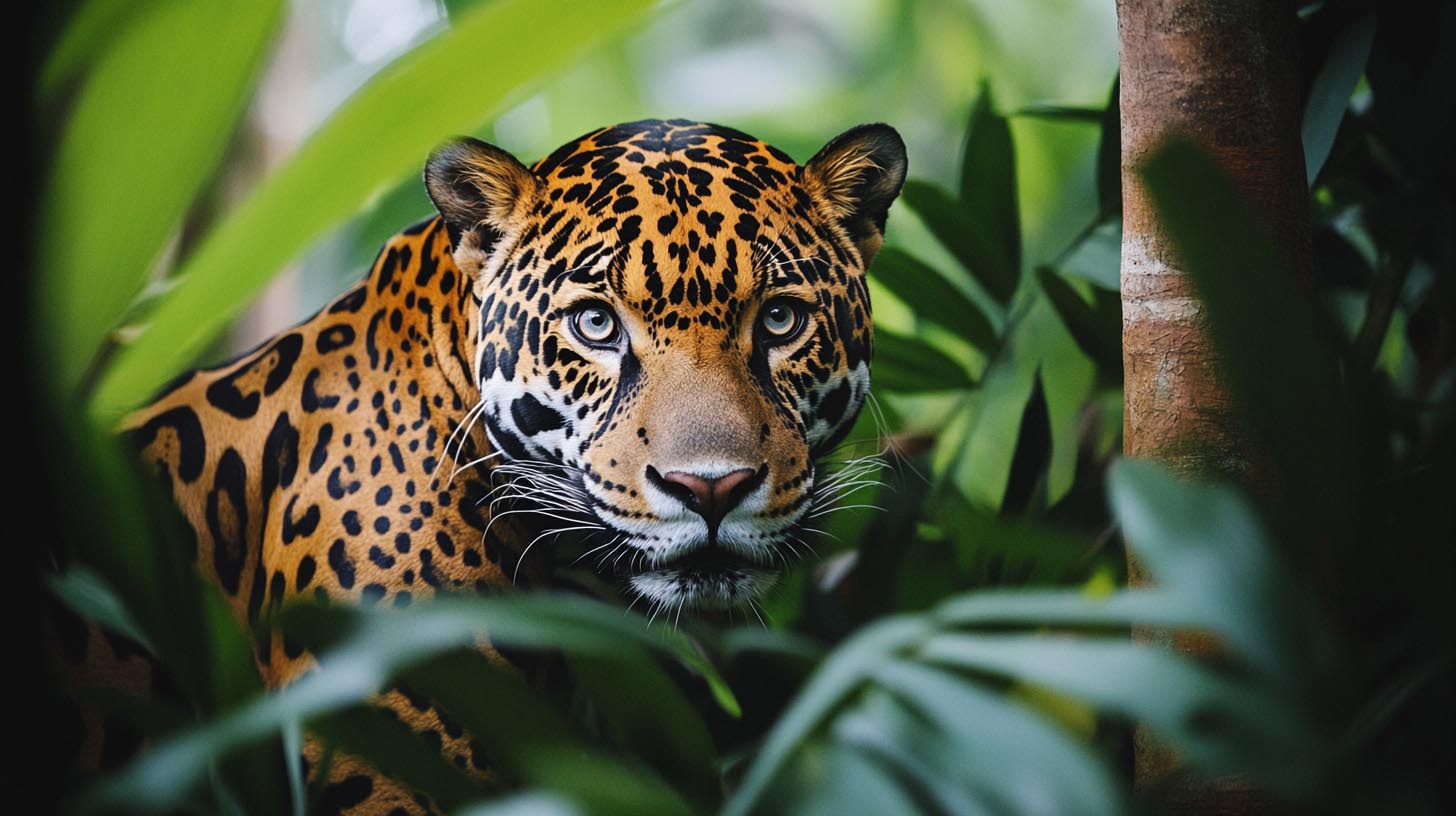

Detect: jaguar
[115, 118, 906, 812]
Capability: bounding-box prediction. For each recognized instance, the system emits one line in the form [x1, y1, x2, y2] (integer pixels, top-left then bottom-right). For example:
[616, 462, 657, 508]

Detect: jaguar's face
[426, 119, 905, 610]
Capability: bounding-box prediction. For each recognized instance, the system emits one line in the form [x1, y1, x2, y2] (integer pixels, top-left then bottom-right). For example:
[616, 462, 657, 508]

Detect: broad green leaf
[959, 83, 1021, 279]
[402, 650, 582, 768]
[90, 0, 663, 420]
[1107, 459, 1323, 680]
[45, 565, 154, 653]
[569, 649, 719, 804]
[934, 587, 1198, 632]
[1059, 219, 1121, 290]
[723, 617, 931, 816]
[312, 706, 482, 811]
[457, 793, 583, 816]
[871, 662, 1121, 815]
[869, 248, 996, 350]
[774, 740, 921, 816]
[933, 495, 1102, 587]
[874, 329, 975, 393]
[951, 315, 1040, 509]
[511, 752, 698, 816]
[1032, 299, 1097, 505]
[829, 698, 996, 816]
[1303, 15, 1376, 185]
[513, 596, 739, 718]
[1139, 140, 1355, 548]
[38, 0, 284, 397]
[80, 593, 724, 812]
[37, 0, 142, 104]
[716, 626, 828, 666]
[404, 652, 698, 816]
[1036, 268, 1118, 377]
[916, 633, 1319, 796]
[901, 181, 1018, 304]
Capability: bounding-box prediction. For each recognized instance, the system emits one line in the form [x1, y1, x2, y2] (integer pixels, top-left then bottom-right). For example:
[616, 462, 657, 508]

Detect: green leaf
[916, 633, 1318, 795]
[312, 706, 482, 811]
[460, 792, 585, 810]
[1013, 104, 1104, 122]
[401, 650, 582, 768]
[723, 617, 931, 816]
[716, 626, 828, 666]
[38, 0, 284, 398]
[569, 649, 719, 804]
[37, 0, 143, 104]
[873, 329, 976, 393]
[1032, 306, 1097, 505]
[869, 248, 996, 350]
[1139, 139, 1355, 546]
[829, 697, 995, 816]
[933, 495, 1103, 588]
[517, 752, 698, 816]
[1036, 267, 1120, 376]
[344, 177, 438, 273]
[901, 181, 1018, 305]
[871, 662, 1121, 815]
[934, 587, 1192, 630]
[79, 593, 723, 812]
[89, 0, 664, 420]
[777, 741, 922, 816]
[1059, 219, 1121, 290]
[45, 565, 155, 653]
[1303, 15, 1376, 185]
[1106, 459, 1321, 679]
[959, 83, 1021, 279]
[513, 596, 740, 718]
[402, 652, 698, 816]
[950, 320, 1040, 509]
[456, 793, 583, 816]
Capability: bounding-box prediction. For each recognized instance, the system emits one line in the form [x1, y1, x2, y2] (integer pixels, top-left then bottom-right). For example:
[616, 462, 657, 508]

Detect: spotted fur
[120, 119, 906, 813]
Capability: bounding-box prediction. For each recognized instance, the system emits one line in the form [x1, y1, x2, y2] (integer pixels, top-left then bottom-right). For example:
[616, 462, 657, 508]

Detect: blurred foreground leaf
[38, 0, 284, 397]
[90, 0, 662, 420]
[77, 593, 727, 813]
[724, 459, 1329, 815]
[1140, 139, 1355, 545]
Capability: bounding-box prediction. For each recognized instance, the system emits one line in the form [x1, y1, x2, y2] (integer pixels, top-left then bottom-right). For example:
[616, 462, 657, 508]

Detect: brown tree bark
[1117, 0, 1310, 810]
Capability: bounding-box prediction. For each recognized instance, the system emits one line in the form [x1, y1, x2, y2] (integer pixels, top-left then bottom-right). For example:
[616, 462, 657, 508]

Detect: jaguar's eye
[572, 304, 620, 346]
[760, 299, 804, 341]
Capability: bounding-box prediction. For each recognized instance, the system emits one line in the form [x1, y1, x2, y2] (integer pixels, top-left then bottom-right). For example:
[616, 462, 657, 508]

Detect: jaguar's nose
[645, 465, 767, 531]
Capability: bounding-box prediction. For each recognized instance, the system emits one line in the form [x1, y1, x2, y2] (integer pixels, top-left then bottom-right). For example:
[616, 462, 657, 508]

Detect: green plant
[33, 0, 1454, 813]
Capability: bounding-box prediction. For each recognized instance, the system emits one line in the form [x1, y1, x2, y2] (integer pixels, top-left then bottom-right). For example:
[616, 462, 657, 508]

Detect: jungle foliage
[31, 0, 1453, 813]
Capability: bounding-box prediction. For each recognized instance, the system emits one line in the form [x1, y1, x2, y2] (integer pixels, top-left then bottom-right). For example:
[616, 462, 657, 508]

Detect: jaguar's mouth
[625, 545, 779, 611]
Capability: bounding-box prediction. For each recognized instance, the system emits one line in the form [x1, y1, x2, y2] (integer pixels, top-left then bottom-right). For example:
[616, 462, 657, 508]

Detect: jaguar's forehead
[531, 119, 801, 189]
[517, 120, 853, 324]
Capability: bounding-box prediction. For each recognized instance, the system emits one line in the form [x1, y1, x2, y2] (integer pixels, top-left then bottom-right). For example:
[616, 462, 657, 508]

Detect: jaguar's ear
[425, 136, 540, 248]
[803, 124, 907, 265]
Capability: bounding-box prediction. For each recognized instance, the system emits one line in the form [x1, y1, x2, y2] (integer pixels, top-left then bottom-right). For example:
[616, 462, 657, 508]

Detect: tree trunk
[1117, 0, 1310, 809]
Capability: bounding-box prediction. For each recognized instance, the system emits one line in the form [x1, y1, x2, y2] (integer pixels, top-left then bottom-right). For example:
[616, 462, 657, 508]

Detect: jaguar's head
[425, 119, 905, 611]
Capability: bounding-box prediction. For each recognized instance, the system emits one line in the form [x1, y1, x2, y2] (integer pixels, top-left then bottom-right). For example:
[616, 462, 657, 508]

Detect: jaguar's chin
[625, 546, 779, 611]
